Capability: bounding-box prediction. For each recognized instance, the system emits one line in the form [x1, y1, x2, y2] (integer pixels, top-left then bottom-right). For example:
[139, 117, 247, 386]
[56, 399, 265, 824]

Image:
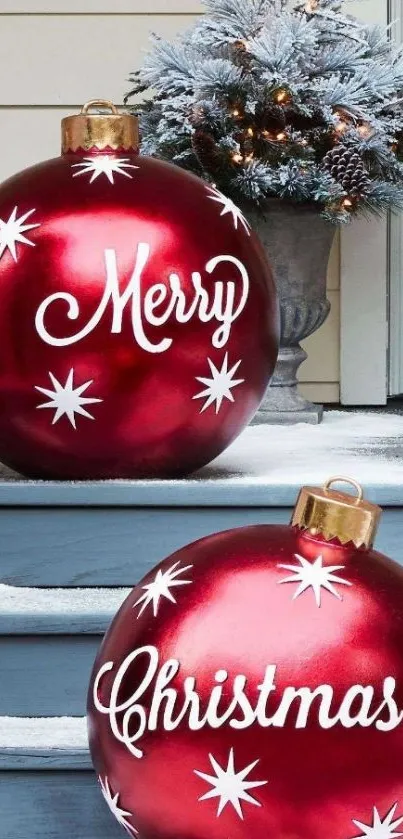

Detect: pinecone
[230, 39, 252, 71]
[255, 103, 286, 132]
[286, 107, 326, 131]
[323, 146, 370, 196]
[191, 130, 224, 175]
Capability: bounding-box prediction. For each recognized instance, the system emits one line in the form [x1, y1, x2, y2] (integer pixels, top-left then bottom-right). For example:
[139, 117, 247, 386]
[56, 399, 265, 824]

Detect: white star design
[35, 369, 103, 429]
[99, 776, 138, 836]
[352, 803, 403, 839]
[194, 748, 267, 820]
[206, 186, 251, 235]
[0, 206, 40, 262]
[193, 353, 244, 414]
[277, 553, 352, 607]
[133, 560, 193, 618]
[72, 156, 139, 184]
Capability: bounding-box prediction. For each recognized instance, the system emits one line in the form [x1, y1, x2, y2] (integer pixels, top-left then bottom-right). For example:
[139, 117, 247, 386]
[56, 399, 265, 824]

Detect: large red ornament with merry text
[88, 478, 403, 839]
[0, 101, 278, 478]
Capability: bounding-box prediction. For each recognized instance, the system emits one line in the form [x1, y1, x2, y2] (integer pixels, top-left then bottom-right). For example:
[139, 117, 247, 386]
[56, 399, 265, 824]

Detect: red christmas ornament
[88, 477, 403, 839]
[0, 100, 278, 479]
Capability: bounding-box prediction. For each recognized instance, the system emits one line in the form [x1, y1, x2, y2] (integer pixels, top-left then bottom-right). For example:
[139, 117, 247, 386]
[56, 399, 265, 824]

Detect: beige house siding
[300, 236, 340, 404]
[0, 1, 343, 402]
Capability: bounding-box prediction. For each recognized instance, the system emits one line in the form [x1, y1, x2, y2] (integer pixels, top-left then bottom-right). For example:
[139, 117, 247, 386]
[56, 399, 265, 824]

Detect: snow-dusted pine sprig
[126, 0, 403, 222]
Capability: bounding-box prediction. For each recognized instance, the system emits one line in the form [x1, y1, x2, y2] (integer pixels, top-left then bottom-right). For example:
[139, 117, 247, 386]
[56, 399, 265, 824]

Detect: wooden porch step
[0, 586, 127, 715]
[0, 772, 122, 839]
[0, 584, 129, 634]
[0, 718, 121, 839]
[2, 503, 403, 587]
[0, 505, 293, 587]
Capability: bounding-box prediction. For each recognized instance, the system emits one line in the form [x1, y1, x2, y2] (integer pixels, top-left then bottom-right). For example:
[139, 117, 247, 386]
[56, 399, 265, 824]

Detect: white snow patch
[0, 716, 87, 750]
[2, 411, 403, 489]
[0, 585, 130, 614]
[200, 411, 403, 485]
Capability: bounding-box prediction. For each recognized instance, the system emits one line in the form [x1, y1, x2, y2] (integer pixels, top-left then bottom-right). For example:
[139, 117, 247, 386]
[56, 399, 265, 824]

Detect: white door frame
[339, 0, 390, 405]
[340, 218, 388, 404]
[389, 209, 403, 396]
[389, 0, 403, 396]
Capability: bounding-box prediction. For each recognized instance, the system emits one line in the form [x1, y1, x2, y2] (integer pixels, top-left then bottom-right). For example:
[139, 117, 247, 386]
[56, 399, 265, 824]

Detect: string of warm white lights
[226, 47, 375, 214]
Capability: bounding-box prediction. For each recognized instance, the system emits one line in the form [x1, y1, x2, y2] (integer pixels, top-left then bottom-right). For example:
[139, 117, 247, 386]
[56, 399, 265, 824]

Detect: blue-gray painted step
[0, 772, 122, 839]
[0, 589, 123, 716]
[1, 749, 91, 770]
[0, 718, 121, 838]
[0, 507, 292, 587]
[0, 478, 402, 506]
[0, 635, 101, 716]
[1, 507, 403, 587]
[0, 478, 308, 507]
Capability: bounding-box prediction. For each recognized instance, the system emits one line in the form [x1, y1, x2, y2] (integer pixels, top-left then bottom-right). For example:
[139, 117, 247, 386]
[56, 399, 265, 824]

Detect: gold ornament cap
[61, 100, 139, 154]
[291, 476, 382, 549]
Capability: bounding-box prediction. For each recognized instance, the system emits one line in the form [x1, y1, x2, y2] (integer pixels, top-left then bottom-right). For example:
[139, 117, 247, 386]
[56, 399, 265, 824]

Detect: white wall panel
[0, 0, 381, 16]
[0, 108, 75, 181]
[299, 383, 339, 403]
[0, 15, 195, 105]
[348, 0, 386, 26]
[0, 1, 202, 10]
[300, 291, 340, 383]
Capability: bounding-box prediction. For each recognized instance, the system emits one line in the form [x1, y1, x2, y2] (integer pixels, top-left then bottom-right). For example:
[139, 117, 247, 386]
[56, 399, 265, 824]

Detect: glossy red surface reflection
[0, 148, 278, 478]
[88, 524, 403, 839]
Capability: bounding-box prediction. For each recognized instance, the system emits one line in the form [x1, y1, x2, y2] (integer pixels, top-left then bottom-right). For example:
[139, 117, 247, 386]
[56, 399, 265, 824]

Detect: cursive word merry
[35, 244, 250, 353]
[93, 645, 403, 758]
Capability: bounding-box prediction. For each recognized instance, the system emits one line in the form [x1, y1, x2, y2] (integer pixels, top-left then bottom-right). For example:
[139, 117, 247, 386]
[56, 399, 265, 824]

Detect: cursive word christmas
[94, 645, 403, 758]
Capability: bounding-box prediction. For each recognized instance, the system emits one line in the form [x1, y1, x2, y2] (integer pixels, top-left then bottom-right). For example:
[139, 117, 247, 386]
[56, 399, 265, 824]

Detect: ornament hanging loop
[81, 100, 119, 116]
[324, 476, 364, 504]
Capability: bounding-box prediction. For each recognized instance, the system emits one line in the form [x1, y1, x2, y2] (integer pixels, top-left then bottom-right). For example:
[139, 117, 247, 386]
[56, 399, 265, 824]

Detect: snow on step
[208, 411, 403, 486]
[0, 584, 130, 615]
[0, 716, 87, 750]
[0, 585, 130, 633]
[1, 413, 403, 508]
[0, 716, 90, 769]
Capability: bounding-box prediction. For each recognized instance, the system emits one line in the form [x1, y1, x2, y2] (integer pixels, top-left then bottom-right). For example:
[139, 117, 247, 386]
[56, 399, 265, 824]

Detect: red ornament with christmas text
[0, 100, 278, 478]
[88, 477, 403, 839]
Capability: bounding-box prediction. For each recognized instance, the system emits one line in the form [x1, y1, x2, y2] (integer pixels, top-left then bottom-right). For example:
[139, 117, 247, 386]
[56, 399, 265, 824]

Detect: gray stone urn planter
[246, 202, 336, 425]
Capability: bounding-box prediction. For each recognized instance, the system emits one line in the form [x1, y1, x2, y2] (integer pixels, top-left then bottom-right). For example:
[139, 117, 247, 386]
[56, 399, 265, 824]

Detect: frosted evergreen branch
[128, 0, 403, 223]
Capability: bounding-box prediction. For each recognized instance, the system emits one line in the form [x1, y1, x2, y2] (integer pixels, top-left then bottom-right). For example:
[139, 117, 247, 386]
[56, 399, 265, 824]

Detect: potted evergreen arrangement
[126, 0, 403, 423]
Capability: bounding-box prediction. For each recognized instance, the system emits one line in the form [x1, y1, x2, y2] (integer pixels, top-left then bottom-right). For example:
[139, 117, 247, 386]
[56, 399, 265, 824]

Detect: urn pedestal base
[247, 203, 335, 426]
[252, 345, 323, 426]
